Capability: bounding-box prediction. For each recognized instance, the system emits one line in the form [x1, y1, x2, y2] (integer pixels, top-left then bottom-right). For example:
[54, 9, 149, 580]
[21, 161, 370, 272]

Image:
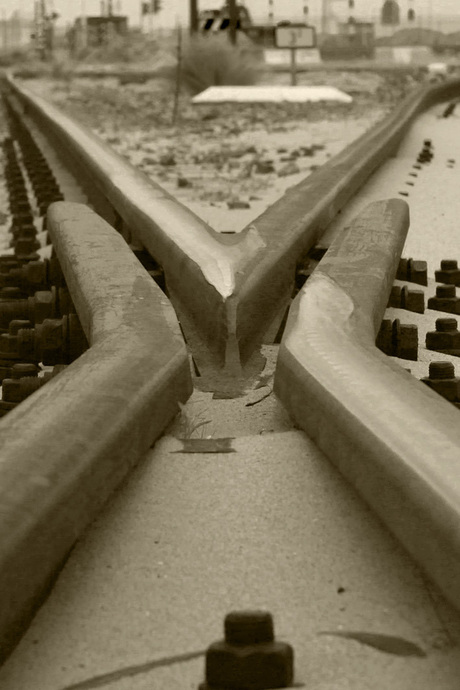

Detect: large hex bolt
[426, 317, 460, 353]
[2, 374, 49, 403]
[396, 258, 428, 286]
[421, 361, 460, 402]
[14, 237, 41, 255]
[0, 319, 34, 360]
[199, 611, 294, 690]
[427, 284, 460, 314]
[0, 257, 64, 293]
[0, 287, 57, 330]
[435, 260, 460, 286]
[2, 365, 65, 406]
[17, 314, 87, 365]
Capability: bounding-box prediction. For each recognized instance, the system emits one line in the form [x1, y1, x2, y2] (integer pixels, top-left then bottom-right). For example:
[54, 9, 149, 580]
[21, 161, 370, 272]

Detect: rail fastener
[435, 259, 460, 285]
[0, 287, 57, 329]
[199, 611, 294, 690]
[426, 317, 460, 352]
[0, 319, 34, 360]
[427, 284, 460, 314]
[421, 361, 460, 403]
[16, 313, 87, 365]
[388, 284, 425, 313]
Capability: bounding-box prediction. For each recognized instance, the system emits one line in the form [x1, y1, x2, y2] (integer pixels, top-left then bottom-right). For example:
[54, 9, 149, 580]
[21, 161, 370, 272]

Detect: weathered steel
[0, 202, 192, 663]
[6, 77, 460, 367]
[275, 198, 460, 612]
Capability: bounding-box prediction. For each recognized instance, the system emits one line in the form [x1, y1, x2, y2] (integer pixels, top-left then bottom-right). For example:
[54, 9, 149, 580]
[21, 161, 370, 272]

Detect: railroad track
[2, 74, 460, 688]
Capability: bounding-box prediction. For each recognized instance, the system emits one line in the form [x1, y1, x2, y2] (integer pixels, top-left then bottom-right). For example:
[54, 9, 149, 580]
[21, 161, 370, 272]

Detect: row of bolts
[377, 256, 460, 407]
[0, 106, 87, 416]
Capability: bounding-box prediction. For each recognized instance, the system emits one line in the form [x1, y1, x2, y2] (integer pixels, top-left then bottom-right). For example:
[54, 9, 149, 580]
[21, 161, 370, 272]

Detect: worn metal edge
[274, 198, 460, 611]
[5, 77, 460, 368]
[0, 202, 193, 664]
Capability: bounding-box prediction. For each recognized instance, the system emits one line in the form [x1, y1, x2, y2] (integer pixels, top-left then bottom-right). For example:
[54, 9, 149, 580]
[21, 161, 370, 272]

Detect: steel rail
[5, 76, 460, 368]
[0, 202, 192, 663]
[275, 198, 460, 612]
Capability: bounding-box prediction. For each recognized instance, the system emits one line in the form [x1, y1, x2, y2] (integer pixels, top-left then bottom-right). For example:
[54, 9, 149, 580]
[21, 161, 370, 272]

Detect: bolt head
[440, 260, 458, 271]
[225, 611, 274, 645]
[436, 317, 458, 332]
[33, 289, 55, 323]
[436, 285, 456, 298]
[0, 287, 22, 300]
[429, 361, 455, 379]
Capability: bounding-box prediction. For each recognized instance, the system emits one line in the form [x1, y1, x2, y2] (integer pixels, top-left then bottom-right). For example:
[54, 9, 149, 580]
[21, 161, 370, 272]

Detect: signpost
[275, 23, 316, 85]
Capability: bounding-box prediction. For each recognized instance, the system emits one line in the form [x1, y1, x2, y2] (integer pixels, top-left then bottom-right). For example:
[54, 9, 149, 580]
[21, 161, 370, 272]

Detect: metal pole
[1, 10, 6, 51]
[228, 0, 237, 45]
[290, 47, 297, 85]
[321, 0, 327, 34]
[190, 0, 199, 34]
[268, 0, 274, 24]
[303, 1, 309, 23]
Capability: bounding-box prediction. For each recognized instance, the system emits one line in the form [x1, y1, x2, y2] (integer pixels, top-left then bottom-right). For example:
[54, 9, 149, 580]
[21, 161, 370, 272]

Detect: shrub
[180, 33, 261, 95]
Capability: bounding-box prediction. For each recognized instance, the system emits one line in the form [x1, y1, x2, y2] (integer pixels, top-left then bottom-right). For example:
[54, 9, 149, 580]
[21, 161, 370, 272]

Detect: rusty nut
[32, 287, 57, 323]
[435, 259, 460, 286]
[426, 317, 460, 352]
[201, 611, 294, 690]
[427, 284, 460, 315]
[421, 361, 460, 402]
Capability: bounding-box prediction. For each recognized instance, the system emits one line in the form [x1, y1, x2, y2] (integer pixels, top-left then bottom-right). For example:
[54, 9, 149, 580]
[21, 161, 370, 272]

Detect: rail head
[0, 202, 192, 664]
[275, 197, 460, 612]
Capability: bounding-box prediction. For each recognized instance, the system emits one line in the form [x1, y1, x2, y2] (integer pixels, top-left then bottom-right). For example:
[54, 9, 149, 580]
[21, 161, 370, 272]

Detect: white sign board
[275, 24, 316, 49]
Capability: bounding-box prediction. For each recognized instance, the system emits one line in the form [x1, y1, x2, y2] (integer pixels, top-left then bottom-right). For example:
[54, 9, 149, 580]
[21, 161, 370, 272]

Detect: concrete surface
[2, 428, 460, 690]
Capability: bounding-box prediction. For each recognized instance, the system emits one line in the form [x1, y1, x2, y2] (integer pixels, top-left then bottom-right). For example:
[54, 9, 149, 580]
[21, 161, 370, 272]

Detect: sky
[3, 0, 460, 27]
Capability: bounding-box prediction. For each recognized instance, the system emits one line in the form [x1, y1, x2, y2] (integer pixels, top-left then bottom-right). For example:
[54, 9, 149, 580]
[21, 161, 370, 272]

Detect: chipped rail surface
[275, 198, 460, 612]
[0, 203, 192, 662]
[5, 76, 460, 367]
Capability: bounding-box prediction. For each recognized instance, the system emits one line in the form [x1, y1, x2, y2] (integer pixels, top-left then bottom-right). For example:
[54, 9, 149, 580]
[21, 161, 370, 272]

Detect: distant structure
[381, 0, 400, 25]
[70, 14, 128, 52]
[198, 2, 252, 32]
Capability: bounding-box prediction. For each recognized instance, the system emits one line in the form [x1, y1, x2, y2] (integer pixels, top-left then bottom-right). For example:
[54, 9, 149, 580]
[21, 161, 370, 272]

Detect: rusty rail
[0, 202, 192, 663]
[5, 76, 460, 368]
[275, 198, 460, 612]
